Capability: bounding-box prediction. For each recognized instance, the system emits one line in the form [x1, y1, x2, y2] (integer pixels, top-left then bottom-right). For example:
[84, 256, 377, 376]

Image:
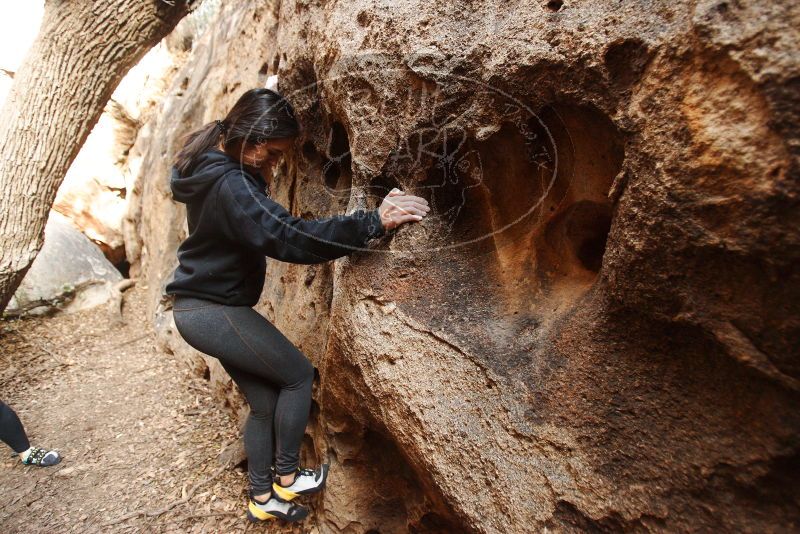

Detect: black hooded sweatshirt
[164, 148, 386, 306]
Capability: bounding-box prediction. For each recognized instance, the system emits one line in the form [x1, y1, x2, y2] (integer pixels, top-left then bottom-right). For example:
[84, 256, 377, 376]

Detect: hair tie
[215, 119, 227, 133]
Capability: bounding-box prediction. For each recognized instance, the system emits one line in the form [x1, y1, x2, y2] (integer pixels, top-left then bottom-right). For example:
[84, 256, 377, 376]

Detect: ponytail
[173, 120, 227, 176]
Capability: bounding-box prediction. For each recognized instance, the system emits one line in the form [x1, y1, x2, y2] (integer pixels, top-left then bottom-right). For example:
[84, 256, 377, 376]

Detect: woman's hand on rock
[378, 188, 430, 231]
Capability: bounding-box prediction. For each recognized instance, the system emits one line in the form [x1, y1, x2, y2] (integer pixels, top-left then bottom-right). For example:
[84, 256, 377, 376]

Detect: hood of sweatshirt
[170, 148, 265, 204]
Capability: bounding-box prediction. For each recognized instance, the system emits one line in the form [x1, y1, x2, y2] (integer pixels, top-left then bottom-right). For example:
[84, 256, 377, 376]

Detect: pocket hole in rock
[324, 121, 352, 190]
[546, 0, 564, 12]
[531, 104, 623, 283]
[545, 200, 613, 274]
[382, 101, 622, 312]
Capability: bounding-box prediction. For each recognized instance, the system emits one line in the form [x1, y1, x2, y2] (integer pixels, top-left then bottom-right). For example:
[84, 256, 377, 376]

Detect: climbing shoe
[246, 489, 309, 523]
[272, 463, 329, 502]
[21, 446, 61, 467]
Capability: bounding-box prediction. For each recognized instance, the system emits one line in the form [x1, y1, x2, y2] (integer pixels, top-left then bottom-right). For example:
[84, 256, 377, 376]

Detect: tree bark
[0, 0, 194, 314]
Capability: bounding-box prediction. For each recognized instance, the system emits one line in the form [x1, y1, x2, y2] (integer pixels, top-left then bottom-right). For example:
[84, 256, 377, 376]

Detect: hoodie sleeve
[215, 172, 386, 264]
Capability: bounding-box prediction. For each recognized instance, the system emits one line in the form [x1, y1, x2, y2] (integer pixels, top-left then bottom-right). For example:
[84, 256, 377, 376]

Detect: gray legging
[172, 295, 314, 494]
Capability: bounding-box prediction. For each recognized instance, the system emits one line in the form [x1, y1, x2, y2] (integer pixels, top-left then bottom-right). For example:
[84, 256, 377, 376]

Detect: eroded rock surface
[127, 1, 799, 532]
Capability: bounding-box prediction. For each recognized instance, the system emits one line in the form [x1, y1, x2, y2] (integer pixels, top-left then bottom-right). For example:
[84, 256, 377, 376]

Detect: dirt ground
[0, 285, 306, 533]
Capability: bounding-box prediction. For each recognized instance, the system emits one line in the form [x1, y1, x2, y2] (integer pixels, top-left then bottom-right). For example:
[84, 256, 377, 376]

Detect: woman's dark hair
[173, 87, 301, 175]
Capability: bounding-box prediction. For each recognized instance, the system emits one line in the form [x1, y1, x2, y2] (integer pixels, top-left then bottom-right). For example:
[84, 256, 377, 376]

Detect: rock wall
[127, 1, 800, 532]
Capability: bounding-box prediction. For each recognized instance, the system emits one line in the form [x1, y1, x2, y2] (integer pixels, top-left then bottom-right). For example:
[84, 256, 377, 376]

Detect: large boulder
[128, 1, 799, 532]
[6, 211, 123, 316]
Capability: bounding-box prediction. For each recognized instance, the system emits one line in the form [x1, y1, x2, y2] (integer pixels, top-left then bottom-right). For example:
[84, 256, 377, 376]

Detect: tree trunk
[0, 0, 194, 314]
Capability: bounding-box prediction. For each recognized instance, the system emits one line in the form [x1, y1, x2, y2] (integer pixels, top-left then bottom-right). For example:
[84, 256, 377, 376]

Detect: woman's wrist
[378, 207, 391, 233]
[377, 207, 388, 233]
[366, 207, 387, 239]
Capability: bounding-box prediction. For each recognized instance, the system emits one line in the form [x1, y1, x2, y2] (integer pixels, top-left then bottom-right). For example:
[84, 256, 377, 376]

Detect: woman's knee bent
[241, 383, 279, 419]
[284, 357, 314, 390]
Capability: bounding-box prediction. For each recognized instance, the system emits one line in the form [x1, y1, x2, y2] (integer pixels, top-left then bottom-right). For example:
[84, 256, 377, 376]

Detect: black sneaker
[246, 489, 309, 523]
[21, 446, 61, 467]
[272, 463, 329, 501]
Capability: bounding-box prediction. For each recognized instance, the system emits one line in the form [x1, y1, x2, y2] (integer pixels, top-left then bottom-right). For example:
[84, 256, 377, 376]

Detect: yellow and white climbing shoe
[246, 490, 309, 523]
[272, 463, 329, 502]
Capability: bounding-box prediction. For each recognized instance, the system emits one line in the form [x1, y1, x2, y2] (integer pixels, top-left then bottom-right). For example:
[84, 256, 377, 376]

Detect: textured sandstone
[127, 1, 799, 532]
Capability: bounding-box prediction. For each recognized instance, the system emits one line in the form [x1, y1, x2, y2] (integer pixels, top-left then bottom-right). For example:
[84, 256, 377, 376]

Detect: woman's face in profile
[243, 137, 294, 170]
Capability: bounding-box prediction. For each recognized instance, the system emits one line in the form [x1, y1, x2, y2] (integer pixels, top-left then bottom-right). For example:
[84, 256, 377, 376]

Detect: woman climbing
[164, 87, 429, 523]
[0, 400, 61, 467]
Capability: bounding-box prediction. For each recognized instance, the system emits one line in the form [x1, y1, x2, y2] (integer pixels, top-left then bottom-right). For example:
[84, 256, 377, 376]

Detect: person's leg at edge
[0, 400, 31, 455]
[219, 362, 279, 503]
[0, 400, 61, 466]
